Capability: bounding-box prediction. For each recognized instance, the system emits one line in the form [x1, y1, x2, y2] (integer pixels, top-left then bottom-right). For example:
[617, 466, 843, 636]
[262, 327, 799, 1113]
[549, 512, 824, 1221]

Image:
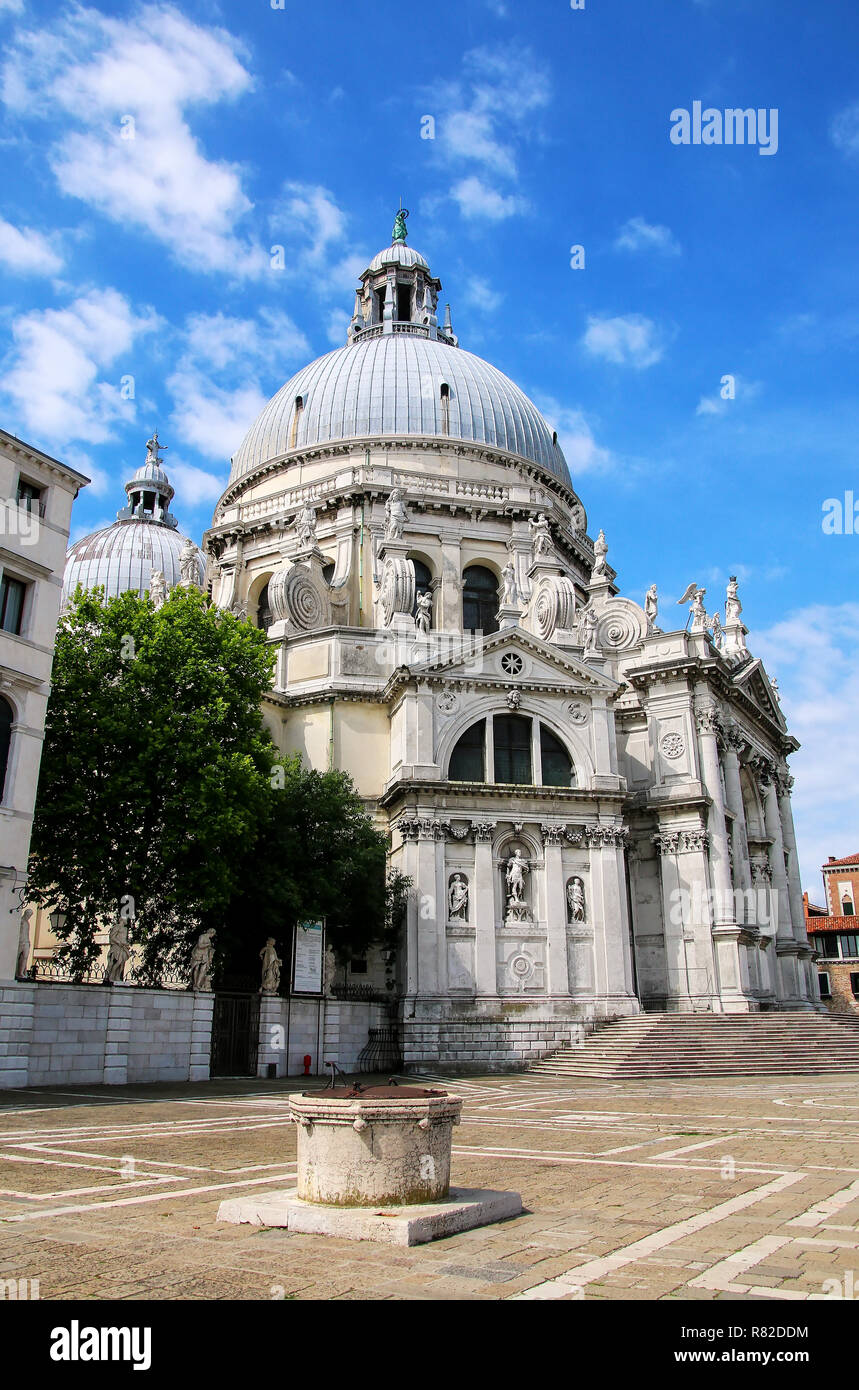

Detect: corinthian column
[541, 824, 570, 995]
[694, 701, 736, 928]
[723, 725, 753, 894]
[775, 769, 806, 942]
[755, 758, 802, 1006]
[472, 822, 497, 997]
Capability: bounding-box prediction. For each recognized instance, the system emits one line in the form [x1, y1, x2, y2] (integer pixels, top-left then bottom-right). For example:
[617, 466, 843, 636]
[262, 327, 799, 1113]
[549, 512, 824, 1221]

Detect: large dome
[229, 333, 571, 486]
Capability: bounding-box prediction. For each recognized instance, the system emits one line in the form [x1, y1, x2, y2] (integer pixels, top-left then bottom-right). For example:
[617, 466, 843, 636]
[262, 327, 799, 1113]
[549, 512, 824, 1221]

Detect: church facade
[204, 217, 819, 1069]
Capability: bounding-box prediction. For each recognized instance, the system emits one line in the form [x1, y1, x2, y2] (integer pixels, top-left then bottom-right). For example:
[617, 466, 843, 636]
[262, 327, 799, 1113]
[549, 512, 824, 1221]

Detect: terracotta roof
[822, 853, 859, 868]
[806, 917, 859, 932]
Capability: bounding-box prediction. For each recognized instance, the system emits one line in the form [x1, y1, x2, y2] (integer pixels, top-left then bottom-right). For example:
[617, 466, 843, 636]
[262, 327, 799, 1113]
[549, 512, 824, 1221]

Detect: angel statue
[677, 582, 708, 634]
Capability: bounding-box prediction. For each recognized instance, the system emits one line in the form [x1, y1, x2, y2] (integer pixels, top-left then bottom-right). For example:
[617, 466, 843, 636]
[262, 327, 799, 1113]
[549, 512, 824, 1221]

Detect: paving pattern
[1, 1071, 858, 1301]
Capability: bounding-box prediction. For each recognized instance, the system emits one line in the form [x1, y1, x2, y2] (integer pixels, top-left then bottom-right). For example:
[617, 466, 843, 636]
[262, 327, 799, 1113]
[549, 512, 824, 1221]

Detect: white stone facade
[0, 430, 88, 982]
[203, 229, 819, 1071]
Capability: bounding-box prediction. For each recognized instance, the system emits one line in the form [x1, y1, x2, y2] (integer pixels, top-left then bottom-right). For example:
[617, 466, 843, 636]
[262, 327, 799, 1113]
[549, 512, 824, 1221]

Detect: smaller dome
[128, 460, 171, 488]
[63, 521, 205, 606]
[366, 243, 429, 273]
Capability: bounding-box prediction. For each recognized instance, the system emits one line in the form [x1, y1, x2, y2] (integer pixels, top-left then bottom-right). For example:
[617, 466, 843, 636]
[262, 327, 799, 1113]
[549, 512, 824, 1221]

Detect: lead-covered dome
[63, 435, 205, 604]
[228, 223, 571, 489]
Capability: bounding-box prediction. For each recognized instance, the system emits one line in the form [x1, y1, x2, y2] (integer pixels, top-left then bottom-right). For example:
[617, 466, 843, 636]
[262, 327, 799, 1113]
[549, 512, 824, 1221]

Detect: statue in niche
[591, 529, 608, 579]
[567, 878, 586, 924]
[259, 938, 282, 995]
[384, 489, 408, 541]
[415, 589, 433, 635]
[529, 513, 553, 559]
[149, 569, 167, 609]
[189, 930, 216, 992]
[501, 561, 518, 606]
[179, 538, 200, 587]
[505, 850, 529, 906]
[645, 583, 659, 634]
[295, 503, 317, 549]
[106, 920, 132, 984]
[448, 874, 469, 921]
[15, 909, 32, 979]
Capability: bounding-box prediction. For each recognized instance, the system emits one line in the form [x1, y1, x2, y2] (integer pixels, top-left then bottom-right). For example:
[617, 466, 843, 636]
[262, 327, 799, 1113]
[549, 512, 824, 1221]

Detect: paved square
[1, 1071, 858, 1301]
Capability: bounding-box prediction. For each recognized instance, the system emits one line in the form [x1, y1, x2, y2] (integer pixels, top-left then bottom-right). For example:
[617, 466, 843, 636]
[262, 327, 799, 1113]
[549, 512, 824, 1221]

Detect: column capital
[749, 754, 776, 787]
[540, 823, 565, 847]
[694, 703, 723, 738]
[471, 821, 496, 843]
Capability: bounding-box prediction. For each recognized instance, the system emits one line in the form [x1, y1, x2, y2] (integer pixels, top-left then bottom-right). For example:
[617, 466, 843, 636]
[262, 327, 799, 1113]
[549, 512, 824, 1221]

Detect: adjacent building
[0, 429, 88, 981]
[806, 854, 859, 1013]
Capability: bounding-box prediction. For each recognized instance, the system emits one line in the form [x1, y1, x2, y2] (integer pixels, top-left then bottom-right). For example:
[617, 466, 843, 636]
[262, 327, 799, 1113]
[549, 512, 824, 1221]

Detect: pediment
[397, 626, 619, 694]
[732, 658, 786, 730]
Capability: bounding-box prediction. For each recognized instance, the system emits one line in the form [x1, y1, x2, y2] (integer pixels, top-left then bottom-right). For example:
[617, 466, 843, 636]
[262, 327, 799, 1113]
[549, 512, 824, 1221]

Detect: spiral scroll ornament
[380, 556, 416, 626]
[594, 598, 646, 652]
[268, 563, 330, 631]
[533, 575, 577, 641]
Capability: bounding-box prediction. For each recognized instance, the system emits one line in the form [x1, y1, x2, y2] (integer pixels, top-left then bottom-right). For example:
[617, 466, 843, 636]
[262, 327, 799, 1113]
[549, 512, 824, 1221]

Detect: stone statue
[645, 583, 659, 634]
[189, 930, 215, 992]
[145, 432, 166, 467]
[415, 589, 433, 635]
[677, 582, 708, 633]
[295, 503, 317, 549]
[567, 878, 586, 923]
[384, 489, 408, 541]
[771, 677, 781, 703]
[392, 206, 409, 244]
[15, 909, 31, 979]
[106, 920, 132, 984]
[507, 688, 521, 711]
[501, 561, 518, 606]
[448, 874, 469, 921]
[592, 529, 608, 579]
[505, 850, 529, 906]
[710, 611, 724, 649]
[725, 575, 742, 624]
[529, 513, 553, 559]
[179, 538, 199, 588]
[149, 569, 167, 609]
[259, 938, 282, 995]
[580, 603, 600, 659]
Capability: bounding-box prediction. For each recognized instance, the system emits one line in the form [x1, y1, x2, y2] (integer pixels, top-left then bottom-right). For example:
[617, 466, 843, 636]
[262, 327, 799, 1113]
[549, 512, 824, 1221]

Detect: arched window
[494, 714, 532, 785]
[289, 396, 304, 450]
[541, 724, 574, 787]
[843, 897, 855, 918]
[462, 565, 498, 636]
[449, 719, 485, 782]
[412, 559, 432, 618]
[440, 381, 451, 433]
[0, 696, 12, 802]
[257, 583, 273, 633]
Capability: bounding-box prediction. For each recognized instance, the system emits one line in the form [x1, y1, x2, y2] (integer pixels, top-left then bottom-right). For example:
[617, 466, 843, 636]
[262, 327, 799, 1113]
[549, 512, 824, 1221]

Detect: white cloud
[269, 184, 369, 295]
[533, 395, 615, 474]
[581, 313, 668, 369]
[614, 216, 681, 256]
[0, 0, 24, 12]
[168, 459, 226, 507]
[831, 102, 859, 158]
[63, 447, 111, 498]
[2, 288, 159, 445]
[2, 5, 264, 276]
[463, 276, 503, 313]
[326, 309, 350, 346]
[754, 603, 859, 896]
[451, 177, 526, 221]
[427, 45, 549, 223]
[0, 218, 63, 275]
[168, 308, 309, 462]
[695, 375, 762, 416]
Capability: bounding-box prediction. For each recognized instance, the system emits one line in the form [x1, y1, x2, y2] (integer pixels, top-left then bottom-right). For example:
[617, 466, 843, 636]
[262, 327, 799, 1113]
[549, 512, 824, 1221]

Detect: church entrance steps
[529, 1011, 859, 1078]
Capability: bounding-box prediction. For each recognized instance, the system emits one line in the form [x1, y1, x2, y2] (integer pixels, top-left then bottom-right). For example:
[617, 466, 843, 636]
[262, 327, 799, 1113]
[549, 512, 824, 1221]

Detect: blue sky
[0, 0, 856, 892]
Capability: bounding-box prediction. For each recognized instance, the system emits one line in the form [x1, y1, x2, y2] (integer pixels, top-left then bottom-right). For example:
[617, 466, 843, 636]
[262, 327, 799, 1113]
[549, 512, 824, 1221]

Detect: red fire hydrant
[303, 1054, 312, 1076]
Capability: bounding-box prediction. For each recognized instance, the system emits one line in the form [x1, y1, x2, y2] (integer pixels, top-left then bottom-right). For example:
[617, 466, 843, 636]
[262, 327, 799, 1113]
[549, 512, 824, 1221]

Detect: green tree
[29, 585, 276, 978]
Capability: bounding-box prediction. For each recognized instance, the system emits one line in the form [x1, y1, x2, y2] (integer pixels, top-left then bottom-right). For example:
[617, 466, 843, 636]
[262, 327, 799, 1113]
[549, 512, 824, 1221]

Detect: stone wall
[401, 1016, 583, 1073]
[257, 995, 389, 1077]
[0, 981, 214, 1088]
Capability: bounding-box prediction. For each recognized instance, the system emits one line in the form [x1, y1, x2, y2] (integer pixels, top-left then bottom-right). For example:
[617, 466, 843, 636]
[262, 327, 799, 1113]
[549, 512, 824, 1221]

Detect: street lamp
[49, 907, 67, 936]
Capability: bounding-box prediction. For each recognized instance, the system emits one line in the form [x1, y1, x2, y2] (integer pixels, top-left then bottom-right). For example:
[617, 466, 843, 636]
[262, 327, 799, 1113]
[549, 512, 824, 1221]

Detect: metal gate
[211, 992, 260, 1077]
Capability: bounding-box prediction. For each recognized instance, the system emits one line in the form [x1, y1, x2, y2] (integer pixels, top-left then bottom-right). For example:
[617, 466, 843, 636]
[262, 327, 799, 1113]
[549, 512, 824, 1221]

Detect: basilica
[191, 213, 818, 1068]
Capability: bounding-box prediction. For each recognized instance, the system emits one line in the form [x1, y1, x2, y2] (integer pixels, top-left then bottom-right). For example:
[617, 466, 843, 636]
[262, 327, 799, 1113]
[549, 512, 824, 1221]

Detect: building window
[289, 396, 304, 450]
[412, 559, 432, 618]
[375, 287, 386, 322]
[816, 933, 839, 959]
[0, 696, 11, 801]
[0, 574, 27, 635]
[851, 972, 859, 998]
[16, 479, 42, 514]
[449, 719, 485, 782]
[493, 714, 532, 785]
[818, 972, 831, 999]
[462, 565, 498, 636]
[396, 284, 411, 322]
[839, 933, 859, 959]
[349, 957, 368, 975]
[541, 724, 574, 788]
[257, 583, 273, 633]
[440, 381, 450, 433]
[842, 897, 855, 917]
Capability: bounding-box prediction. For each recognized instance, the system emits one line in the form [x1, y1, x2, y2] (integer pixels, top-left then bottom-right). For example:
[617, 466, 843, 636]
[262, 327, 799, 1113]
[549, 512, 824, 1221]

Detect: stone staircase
[531, 1011, 859, 1079]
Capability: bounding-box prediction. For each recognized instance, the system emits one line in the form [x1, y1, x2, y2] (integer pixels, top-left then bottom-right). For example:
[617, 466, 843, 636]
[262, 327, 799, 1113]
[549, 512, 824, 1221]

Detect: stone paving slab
[0, 1071, 858, 1300]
